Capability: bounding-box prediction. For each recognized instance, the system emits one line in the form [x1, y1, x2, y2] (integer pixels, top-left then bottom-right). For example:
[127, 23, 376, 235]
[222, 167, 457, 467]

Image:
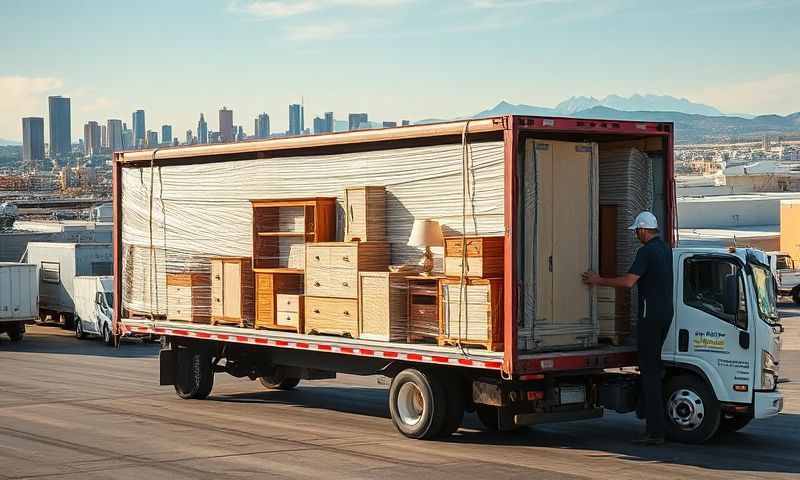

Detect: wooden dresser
[358, 271, 408, 342]
[210, 257, 255, 327]
[406, 275, 445, 343]
[304, 241, 389, 337]
[345, 186, 386, 242]
[254, 272, 304, 331]
[438, 277, 503, 351]
[443, 236, 504, 278]
[166, 273, 211, 324]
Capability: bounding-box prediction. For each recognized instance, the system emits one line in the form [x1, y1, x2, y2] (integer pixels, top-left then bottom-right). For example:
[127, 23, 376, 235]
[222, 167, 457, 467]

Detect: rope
[148, 149, 160, 320]
[456, 120, 475, 358]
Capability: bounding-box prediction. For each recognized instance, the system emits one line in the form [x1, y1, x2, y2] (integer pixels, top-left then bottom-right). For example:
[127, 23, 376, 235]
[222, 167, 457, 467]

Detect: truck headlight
[761, 350, 778, 391]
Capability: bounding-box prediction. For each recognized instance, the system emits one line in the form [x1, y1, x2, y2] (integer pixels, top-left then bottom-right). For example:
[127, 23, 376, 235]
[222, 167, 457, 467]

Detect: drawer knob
[313, 308, 320, 314]
[215, 298, 220, 302]
[342, 256, 350, 262]
[315, 255, 320, 261]
[343, 310, 350, 316]
[314, 281, 321, 287]
[342, 282, 349, 287]
[215, 275, 221, 280]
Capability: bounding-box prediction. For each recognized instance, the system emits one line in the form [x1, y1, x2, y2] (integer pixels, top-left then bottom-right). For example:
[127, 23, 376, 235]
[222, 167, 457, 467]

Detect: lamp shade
[407, 219, 444, 247]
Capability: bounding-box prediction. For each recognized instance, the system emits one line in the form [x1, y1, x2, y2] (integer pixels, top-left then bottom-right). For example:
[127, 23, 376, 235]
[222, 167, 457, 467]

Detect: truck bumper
[754, 390, 784, 419]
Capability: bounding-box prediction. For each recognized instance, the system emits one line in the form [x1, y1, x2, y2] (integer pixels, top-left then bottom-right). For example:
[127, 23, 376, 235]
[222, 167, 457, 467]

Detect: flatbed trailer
[117, 114, 742, 440]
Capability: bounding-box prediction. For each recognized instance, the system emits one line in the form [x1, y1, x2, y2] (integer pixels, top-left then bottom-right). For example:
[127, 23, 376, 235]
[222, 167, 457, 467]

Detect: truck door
[675, 254, 755, 404]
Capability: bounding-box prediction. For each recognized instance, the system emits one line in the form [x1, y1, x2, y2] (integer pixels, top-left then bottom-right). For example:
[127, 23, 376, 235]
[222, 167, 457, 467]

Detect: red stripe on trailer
[316, 344, 332, 351]
[254, 338, 269, 344]
[235, 336, 249, 342]
[381, 351, 399, 358]
[431, 356, 449, 364]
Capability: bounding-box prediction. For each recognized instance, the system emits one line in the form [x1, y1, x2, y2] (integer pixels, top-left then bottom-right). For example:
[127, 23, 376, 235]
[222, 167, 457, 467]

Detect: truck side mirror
[723, 274, 739, 315]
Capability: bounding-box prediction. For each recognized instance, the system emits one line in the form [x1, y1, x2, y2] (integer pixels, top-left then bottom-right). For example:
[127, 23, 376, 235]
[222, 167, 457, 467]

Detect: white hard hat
[628, 211, 658, 230]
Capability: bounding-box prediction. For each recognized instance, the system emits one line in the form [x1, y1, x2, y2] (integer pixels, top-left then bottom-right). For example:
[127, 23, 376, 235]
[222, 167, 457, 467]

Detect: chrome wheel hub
[397, 382, 425, 426]
[668, 388, 705, 431]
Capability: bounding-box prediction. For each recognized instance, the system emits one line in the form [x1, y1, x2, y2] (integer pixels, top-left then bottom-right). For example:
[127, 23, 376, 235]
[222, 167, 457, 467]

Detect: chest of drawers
[439, 277, 503, 351]
[406, 276, 444, 343]
[305, 242, 389, 299]
[254, 272, 304, 332]
[166, 273, 211, 323]
[358, 272, 408, 342]
[443, 236, 504, 278]
[304, 296, 359, 337]
[210, 257, 255, 327]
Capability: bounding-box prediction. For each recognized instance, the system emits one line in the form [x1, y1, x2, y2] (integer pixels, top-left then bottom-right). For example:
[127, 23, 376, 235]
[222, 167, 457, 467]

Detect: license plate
[559, 385, 586, 405]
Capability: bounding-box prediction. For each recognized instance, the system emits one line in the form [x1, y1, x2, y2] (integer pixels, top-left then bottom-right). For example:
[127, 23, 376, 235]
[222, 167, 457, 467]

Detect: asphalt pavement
[1, 308, 799, 480]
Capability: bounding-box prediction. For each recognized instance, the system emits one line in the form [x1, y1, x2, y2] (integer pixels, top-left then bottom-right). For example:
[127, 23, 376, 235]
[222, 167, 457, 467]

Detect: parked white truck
[22, 242, 112, 330]
[73, 276, 114, 345]
[766, 251, 800, 304]
[0, 263, 38, 341]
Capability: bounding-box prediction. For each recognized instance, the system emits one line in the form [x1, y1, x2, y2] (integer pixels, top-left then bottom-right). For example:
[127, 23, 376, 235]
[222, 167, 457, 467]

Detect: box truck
[22, 242, 112, 330]
[114, 115, 783, 443]
[0, 263, 38, 341]
[73, 275, 114, 344]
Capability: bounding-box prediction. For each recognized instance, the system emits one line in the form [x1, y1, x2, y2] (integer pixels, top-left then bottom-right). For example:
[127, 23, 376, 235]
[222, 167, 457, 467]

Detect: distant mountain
[555, 94, 724, 116]
[474, 100, 559, 118]
[0, 139, 21, 146]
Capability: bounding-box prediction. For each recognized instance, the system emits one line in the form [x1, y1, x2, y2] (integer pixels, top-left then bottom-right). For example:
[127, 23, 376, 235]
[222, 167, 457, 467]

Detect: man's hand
[582, 271, 600, 285]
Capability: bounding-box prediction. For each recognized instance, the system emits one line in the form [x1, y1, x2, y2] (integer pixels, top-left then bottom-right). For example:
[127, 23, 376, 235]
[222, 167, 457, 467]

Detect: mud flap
[160, 348, 177, 385]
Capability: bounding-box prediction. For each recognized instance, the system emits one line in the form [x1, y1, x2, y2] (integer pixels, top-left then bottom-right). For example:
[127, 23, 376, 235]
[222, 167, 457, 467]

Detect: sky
[1, 0, 799, 142]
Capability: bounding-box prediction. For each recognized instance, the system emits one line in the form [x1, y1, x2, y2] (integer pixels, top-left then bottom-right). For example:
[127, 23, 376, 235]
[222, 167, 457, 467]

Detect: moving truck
[0, 263, 38, 341]
[114, 115, 783, 443]
[73, 276, 114, 344]
[22, 242, 112, 330]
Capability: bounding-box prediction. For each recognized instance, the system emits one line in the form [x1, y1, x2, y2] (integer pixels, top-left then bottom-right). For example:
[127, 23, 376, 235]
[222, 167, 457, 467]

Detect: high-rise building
[313, 117, 326, 134]
[185, 129, 193, 145]
[161, 125, 172, 145]
[288, 104, 304, 136]
[22, 117, 45, 166]
[197, 113, 208, 144]
[146, 130, 158, 146]
[348, 113, 368, 131]
[401, 120, 410, 126]
[83, 121, 102, 156]
[132, 110, 146, 147]
[101, 125, 108, 148]
[324, 112, 334, 133]
[237, 125, 245, 142]
[382, 121, 397, 128]
[255, 113, 270, 138]
[48, 96, 71, 158]
[219, 107, 234, 143]
[107, 119, 123, 152]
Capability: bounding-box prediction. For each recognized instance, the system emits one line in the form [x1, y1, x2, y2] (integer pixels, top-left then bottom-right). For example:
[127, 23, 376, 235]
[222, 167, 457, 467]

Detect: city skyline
[1, 1, 799, 141]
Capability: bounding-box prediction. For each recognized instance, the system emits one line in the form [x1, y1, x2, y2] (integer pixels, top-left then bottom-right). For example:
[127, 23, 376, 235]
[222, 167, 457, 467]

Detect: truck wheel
[664, 375, 721, 444]
[75, 320, 87, 339]
[174, 347, 214, 399]
[389, 369, 448, 439]
[793, 288, 800, 305]
[719, 415, 752, 434]
[102, 324, 114, 346]
[440, 375, 465, 436]
[259, 374, 301, 390]
[7, 324, 25, 342]
[60, 313, 75, 331]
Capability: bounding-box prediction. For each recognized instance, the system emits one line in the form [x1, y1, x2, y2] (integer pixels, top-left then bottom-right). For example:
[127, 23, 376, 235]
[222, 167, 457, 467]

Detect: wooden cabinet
[250, 198, 336, 271]
[439, 278, 503, 351]
[345, 186, 386, 242]
[407, 276, 444, 343]
[254, 272, 303, 332]
[166, 273, 211, 323]
[210, 257, 255, 327]
[443, 236, 504, 278]
[305, 242, 389, 299]
[597, 286, 631, 345]
[304, 297, 359, 337]
[358, 272, 408, 342]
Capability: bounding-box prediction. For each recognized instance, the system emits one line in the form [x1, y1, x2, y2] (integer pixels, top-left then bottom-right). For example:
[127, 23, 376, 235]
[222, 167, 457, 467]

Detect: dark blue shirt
[628, 236, 674, 322]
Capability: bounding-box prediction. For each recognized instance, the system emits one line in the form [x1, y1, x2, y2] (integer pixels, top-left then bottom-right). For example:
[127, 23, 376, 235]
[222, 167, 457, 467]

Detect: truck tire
[664, 375, 721, 444]
[793, 287, 800, 306]
[174, 347, 214, 399]
[60, 313, 75, 331]
[389, 368, 448, 439]
[75, 319, 87, 339]
[719, 415, 752, 434]
[440, 375, 465, 436]
[102, 324, 114, 346]
[259, 374, 301, 390]
[7, 324, 25, 342]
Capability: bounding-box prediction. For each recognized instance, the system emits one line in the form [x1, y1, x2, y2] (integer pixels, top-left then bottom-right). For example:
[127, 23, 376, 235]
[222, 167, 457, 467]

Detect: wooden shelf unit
[406, 275, 446, 344]
[250, 198, 336, 270]
[255, 271, 304, 332]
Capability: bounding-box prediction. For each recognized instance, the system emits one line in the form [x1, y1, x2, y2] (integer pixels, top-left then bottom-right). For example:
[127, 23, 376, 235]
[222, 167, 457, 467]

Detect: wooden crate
[305, 242, 389, 299]
[443, 236, 504, 278]
[345, 186, 386, 242]
[358, 271, 408, 342]
[166, 273, 211, 323]
[597, 286, 631, 345]
[439, 278, 503, 351]
[407, 276, 444, 343]
[304, 296, 359, 337]
[254, 272, 304, 332]
[210, 257, 255, 327]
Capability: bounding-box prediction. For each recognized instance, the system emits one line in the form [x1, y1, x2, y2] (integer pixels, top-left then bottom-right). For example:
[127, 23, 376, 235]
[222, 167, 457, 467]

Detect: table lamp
[407, 219, 444, 275]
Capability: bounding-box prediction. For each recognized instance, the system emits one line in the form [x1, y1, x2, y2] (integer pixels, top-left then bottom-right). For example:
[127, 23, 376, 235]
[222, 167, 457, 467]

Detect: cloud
[286, 23, 351, 41]
[230, 0, 409, 18]
[0, 76, 63, 140]
[691, 72, 800, 116]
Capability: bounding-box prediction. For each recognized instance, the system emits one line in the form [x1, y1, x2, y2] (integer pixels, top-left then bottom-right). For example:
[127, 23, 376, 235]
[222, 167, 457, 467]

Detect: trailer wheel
[259, 374, 301, 390]
[75, 320, 87, 339]
[389, 369, 448, 439]
[718, 414, 752, 434]
[7, 324, 25, 342]
[664, 375, 721, 444]
[174, 347, 214, 399]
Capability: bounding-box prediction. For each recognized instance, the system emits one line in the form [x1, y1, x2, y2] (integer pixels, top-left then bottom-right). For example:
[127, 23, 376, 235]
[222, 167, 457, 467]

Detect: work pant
[637, 315, 672, 436]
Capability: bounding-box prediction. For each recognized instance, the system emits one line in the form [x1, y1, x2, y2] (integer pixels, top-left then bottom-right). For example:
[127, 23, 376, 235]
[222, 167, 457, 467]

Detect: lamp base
[421, 246, 434, 275]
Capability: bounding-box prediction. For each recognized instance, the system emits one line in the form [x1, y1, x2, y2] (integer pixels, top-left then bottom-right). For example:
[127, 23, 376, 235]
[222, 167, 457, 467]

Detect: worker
[582, 211, 674, 445]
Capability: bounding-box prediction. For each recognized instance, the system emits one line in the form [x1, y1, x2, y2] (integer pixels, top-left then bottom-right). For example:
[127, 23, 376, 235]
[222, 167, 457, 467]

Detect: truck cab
[663, 247, 783, 442]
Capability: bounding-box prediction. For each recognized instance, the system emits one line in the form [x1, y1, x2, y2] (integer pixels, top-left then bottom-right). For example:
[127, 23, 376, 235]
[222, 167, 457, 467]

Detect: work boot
[632, 434, 665, 446]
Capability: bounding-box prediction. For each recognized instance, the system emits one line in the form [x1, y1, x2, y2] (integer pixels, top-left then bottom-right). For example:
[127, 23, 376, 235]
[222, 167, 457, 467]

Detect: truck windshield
[751, 265, 778, 324]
